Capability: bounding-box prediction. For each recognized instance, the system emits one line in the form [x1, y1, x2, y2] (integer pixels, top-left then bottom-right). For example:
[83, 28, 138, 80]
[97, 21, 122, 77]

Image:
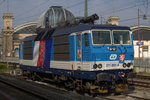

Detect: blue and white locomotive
[19, 7, 135, 93]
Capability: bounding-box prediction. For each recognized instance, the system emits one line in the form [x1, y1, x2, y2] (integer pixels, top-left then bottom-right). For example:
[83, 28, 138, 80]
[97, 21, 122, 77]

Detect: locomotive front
[80, 26, 136, 93]
[91, 29, 134, 71]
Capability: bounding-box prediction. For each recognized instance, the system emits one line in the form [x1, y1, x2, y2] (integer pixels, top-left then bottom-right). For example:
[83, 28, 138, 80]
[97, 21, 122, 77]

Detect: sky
[0, 0, 149, 28]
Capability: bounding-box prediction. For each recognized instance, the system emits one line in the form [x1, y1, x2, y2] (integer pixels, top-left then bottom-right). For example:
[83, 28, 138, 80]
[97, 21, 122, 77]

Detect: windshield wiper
[102, 38, 107, 47]
[114, 37, 127, 54]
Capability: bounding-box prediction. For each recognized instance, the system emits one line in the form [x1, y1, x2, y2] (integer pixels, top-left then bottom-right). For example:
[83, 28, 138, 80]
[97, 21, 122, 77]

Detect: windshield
[113, 31, 131, 45]
[92, 31, 111, 44]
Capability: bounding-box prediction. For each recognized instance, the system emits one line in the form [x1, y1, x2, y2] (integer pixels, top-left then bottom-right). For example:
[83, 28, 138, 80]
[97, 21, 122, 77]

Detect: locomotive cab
[72, 28, 134, 72]
[69, 26, 135, 93]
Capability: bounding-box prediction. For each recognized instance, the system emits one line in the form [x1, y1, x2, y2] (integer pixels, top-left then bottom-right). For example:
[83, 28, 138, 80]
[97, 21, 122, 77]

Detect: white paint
[22, 60, 33, 66]
[143, 51, 148, 58]
[109, 54, 117, 60]
[19, 59, 23, 64]
[50, 61, 72, 70]
[33, 41, 40, 66]
[50, 60, 134, 71]
[21, 59, 133, 71]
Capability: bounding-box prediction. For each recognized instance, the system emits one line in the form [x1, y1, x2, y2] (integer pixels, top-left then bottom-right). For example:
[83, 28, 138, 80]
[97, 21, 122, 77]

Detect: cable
[15, 0, 51, 19]
[66, 0, 92, 9]
[119, 15, 150, 23]
[74, 0, 149, 18]
[13, 0, 150, 27]
[74, 0, 135, 15]
[15, 0, 68, 21]
[15, 0, 91, 24]
[103, 1, 150, 15]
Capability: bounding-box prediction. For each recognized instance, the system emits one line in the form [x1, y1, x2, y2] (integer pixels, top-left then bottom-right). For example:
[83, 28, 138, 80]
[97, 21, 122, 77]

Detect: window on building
[142, 46, 148, 58]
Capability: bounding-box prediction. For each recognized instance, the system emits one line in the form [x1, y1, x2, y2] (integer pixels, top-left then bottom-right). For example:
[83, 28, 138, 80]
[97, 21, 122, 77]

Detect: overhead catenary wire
[16, 0, 84, 20]
[102, 1, 150, 16]
[119, 15, 150, 23]
[15, 0, 51, 19]
[74, 0, 149, 22]
[2, 0, 150, 27]
[14, 0, 71, 22]
[74, 0, 135, 15]
[15, 0, 142, 24]
[65, 0, 92, 9]
[15, 0, 91, 23]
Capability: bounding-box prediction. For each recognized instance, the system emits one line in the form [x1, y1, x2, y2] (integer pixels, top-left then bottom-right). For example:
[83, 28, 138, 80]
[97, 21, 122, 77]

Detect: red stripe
[37, 40, 46, 67]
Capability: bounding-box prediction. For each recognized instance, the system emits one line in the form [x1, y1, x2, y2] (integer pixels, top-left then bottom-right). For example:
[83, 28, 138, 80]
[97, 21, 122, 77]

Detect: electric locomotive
[19, 7, 136, 93]
[19, 22, 135, 93]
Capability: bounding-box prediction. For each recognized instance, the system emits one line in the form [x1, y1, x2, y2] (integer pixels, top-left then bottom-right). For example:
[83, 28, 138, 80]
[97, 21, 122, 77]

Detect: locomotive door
[76, 33, 82, 70]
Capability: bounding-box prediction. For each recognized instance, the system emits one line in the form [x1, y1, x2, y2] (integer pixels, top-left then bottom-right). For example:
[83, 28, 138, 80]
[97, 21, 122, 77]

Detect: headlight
[127, 63, 131, 67]
[107, 46, 117, 51]
[93, 64, 97, 69]
[110, 48, 113, 51]
[98, 64, 102, 69]
[123, 63, 126, 68]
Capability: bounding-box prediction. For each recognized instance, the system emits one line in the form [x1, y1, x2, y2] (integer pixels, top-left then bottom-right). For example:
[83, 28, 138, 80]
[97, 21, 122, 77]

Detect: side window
[23, 41, 33, 60]
[54, 35, 70, 61]
[77, 34, 81, 47]
[84, 33, 89, 46]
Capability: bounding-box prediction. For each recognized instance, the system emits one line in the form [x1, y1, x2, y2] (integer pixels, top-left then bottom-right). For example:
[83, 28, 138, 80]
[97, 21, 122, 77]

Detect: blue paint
[32, 42, 35, 59]
[43, 39, 52, 68]
[82, 33, 91, 61]
[70, 35, 75, 61]
[50, 39, 54, 60]
[20, 64, 132, 81]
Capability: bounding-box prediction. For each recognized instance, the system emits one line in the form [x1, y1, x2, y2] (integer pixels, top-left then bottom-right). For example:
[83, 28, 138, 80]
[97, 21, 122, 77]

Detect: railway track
[128, 74, 150, 88]
[126, 95, 150, 100]
[1, 74, 150, 100]
[98, 94, 150, 100]
[136, 74, 150, 80]
[0, 75, 51, 100]
[128, 80, 150, 88]
[0, 74, 98, 100]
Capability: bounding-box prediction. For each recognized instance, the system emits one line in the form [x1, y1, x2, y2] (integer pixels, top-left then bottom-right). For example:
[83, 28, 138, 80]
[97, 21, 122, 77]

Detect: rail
[128, 74, 150, 88]
[0, 74, 95, 100]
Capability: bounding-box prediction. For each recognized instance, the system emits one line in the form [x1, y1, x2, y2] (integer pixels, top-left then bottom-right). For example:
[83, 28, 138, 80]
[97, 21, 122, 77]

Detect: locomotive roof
[52, 24, 130, 36]
[22, 24, 130, 41]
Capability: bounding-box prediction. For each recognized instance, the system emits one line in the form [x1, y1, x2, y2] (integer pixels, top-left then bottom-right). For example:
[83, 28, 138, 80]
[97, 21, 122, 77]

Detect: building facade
[13, 22, 37, 57]
[1, 13, 37, 59]
[2, 13, 14, 59]
[130, 25, 150, 67]
[107, 16, 119, 26]
[131, 25, 150, 59]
